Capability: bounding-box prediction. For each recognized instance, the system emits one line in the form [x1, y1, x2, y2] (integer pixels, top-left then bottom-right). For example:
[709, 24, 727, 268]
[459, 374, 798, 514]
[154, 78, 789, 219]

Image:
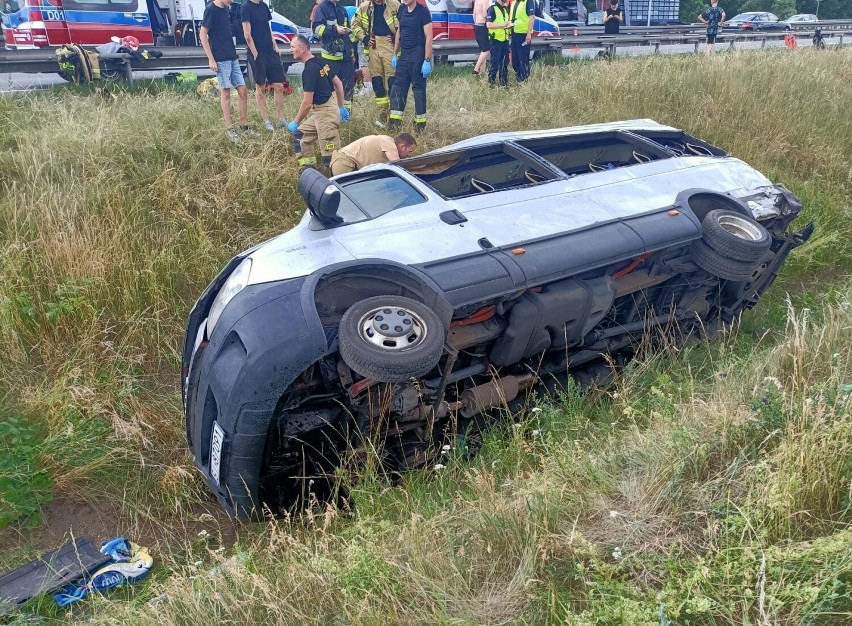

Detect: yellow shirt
[339, 135, 399, 169]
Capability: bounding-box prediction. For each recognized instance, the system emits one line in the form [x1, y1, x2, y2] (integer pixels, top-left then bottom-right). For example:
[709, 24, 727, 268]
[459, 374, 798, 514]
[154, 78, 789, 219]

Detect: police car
[182, 119, 812, 516]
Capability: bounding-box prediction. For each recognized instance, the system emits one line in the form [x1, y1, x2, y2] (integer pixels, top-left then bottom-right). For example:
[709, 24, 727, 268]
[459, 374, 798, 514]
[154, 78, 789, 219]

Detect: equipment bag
[55, 44, 101, 83]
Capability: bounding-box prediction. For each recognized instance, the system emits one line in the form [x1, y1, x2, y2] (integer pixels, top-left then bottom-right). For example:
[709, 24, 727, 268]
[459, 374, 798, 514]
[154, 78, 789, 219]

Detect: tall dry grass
[0, 48, 851, 623]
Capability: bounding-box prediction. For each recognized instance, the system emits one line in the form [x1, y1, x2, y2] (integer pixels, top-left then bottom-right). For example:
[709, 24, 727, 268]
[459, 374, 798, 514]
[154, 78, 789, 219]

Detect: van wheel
[691, 240, 762, 282]
[339, 296, 445, 383]
[700, 209, 771, 262]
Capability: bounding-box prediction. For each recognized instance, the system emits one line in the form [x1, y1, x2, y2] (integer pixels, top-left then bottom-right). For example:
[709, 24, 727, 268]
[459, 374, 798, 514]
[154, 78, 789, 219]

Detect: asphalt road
[0, 34, 843, 94]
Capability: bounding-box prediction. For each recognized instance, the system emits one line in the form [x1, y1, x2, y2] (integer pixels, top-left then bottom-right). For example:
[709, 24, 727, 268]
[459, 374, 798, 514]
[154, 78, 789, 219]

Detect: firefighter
[351, 0, 400, 123]
[509, 0, 536, 82]
[287, 35, 350, 171]
[389, 0, 432, 133]
[312, 0, 356, 111]
[330, 132, 416, 175]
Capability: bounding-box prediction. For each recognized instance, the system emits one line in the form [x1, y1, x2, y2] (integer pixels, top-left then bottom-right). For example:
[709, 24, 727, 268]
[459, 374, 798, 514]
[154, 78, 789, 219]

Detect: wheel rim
[718, 215, 764, 241]
[358, 306, 428, 351]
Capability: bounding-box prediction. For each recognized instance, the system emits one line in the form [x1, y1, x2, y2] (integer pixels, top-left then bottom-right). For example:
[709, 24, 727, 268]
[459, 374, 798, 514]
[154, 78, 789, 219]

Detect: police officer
[352, 0, 400, 123]
[509, 0, 536, 82]
[389, 0, 432, 133]
[486, 0, 511, 88]
[287, 35, 350, 171]
[312, 0, 356, 111]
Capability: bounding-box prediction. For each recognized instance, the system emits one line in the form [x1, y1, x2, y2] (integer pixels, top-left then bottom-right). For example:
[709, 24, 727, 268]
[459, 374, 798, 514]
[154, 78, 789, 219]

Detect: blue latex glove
[391, 53, 398, 69]
[339, 106, 350, 122]
[287, 120, 299, 133]
[421, 59, 432, 79]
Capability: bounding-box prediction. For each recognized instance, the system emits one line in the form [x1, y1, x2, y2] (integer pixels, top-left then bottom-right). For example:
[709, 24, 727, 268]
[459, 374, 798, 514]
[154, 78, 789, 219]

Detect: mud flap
[0, 538, 111, 613]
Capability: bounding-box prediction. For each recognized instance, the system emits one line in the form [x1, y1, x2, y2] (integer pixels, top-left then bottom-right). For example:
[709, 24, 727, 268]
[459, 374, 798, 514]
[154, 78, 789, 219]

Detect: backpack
[230, 1, 246, 45]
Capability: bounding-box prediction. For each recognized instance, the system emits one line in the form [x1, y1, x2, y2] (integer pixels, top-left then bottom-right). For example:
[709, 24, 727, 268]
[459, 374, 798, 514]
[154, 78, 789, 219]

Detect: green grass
[0, 48, 851, 623]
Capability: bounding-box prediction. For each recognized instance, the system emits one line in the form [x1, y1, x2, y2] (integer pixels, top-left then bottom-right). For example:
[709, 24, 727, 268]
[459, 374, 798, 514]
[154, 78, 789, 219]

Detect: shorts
[706, 33, 717, 44]
[216, 59, 245, 89]
[474, 24, 490, 52]
[247, 50, 286, 85]
[357, 44, 369, 68]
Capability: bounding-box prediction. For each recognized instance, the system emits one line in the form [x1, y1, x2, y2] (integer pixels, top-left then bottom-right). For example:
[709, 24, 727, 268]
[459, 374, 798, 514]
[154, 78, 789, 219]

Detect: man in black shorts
[242, 0, 289, 131]
[472, 0, 491, 75]
[698, 0, 726, 55]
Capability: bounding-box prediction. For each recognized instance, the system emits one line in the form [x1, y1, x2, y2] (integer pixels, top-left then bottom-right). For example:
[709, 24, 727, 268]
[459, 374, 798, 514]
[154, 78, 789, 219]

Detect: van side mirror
[298, 169, 342, 226]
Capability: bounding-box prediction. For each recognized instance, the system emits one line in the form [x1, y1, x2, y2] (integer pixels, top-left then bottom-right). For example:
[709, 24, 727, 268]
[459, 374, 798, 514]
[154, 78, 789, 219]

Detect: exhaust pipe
[459, 373, 534, 418]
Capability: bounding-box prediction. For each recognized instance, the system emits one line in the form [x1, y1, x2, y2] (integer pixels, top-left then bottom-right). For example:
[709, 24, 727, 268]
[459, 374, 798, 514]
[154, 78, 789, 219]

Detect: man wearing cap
[287, 35, 349, 171]
[330, 132, 416, 175]
[603, 0, 623, 35]
[389, 0, 432, 133]
[200, 0, 253, 142]
[485, 0, 511, 88]
[352, 0, 400, 123]
[509, 0, 536, 82]
[242, 0, 289, 132]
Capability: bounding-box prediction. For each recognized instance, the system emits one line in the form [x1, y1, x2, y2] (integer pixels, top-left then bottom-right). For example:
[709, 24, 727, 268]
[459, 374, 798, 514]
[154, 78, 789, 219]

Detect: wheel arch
[306, 259, 455, 329]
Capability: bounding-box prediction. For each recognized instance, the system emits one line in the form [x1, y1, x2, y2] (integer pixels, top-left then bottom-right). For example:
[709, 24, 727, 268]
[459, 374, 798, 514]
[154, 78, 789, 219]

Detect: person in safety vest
[486, 0, 511, 88]
[389, 0, 432, 133]
[509, 0, 536, 82]
[330, 132, 416, 175]
[287, 35, 349, 171]
[351, 0, 400, 123]
[312, 0, 357, 111]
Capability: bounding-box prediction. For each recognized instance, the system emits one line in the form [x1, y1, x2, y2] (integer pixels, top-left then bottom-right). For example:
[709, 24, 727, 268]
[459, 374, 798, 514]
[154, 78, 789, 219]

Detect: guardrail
[0, 27, 847, 86]
[559, 18, 852, 36]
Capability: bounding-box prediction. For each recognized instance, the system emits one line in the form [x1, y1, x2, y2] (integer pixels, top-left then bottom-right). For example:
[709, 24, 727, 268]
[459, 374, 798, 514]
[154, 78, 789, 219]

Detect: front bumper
[182, 276, 329, 516]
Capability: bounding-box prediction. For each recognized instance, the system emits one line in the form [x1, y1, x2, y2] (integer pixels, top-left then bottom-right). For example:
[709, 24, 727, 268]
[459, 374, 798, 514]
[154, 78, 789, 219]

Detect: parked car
[182, 120, 813, 517]
[787, 14, 818, 23]
[724, 12, 790, 31]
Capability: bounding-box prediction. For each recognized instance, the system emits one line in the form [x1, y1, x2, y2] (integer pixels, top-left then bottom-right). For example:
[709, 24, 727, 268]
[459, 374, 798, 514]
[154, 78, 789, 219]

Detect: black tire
[691, 240, 762, 282]
[338, 296, 445, 383]
[701, 209, 771, 262]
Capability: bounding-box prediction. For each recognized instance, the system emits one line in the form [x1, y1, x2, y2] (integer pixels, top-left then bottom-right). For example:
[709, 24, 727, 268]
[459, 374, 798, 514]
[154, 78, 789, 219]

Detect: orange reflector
[511, 248, 526, 255]
[668, 210, 680, 216]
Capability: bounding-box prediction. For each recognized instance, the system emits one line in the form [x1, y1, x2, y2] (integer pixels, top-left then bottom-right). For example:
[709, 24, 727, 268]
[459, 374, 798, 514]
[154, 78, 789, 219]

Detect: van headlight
[207, 258, 252, 335]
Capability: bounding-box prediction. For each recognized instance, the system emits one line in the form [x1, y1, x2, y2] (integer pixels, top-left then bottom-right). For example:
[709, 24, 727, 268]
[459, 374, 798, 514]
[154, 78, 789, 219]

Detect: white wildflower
[531, 407, 542, 414]
[532, 429, 541, 436]
[441, 444, 451, 454]
[611, 546, 623, 560]
[609, 510, 619, 518]
[433, 464, 446, 470]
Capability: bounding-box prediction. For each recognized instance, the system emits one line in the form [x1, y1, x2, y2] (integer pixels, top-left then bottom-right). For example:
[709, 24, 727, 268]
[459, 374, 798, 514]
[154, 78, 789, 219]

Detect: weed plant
[0, 48, 850, 623]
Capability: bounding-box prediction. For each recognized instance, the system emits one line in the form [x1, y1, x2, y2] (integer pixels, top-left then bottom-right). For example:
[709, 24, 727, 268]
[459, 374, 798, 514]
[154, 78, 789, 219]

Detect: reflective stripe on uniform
[298, 156, 317, 166]
[389, 110, 404, 120]
[414, 114, 426, 122]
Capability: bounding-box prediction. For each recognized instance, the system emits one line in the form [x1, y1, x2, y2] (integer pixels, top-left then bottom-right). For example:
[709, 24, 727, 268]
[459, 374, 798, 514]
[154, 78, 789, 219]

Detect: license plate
[210, 422, 225, 486]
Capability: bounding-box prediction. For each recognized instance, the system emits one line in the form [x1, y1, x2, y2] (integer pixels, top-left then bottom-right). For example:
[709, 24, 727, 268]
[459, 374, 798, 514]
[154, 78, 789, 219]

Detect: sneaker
[225, 127, 240, 143]
[262, 119, 275, 132]
[242, 126, 259, 137]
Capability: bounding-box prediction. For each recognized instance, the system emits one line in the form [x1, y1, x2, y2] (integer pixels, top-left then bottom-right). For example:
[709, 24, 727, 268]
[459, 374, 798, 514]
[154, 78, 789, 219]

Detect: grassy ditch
[0, 48, 850, 623]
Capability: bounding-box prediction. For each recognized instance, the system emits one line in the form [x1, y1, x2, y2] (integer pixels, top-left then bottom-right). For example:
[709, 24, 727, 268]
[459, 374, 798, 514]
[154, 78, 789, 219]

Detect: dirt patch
[0, 496, 242, 572]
